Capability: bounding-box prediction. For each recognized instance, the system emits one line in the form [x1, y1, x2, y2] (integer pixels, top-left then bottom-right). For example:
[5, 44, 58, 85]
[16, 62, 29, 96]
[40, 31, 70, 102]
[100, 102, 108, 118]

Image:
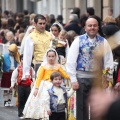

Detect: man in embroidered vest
[66, 15, 113, 120]
[22, 14, 52, 79]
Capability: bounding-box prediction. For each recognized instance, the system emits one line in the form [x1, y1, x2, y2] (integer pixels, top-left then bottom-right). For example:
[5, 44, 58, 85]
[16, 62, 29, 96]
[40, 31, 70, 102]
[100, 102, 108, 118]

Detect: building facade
[0, 0, 120, 23]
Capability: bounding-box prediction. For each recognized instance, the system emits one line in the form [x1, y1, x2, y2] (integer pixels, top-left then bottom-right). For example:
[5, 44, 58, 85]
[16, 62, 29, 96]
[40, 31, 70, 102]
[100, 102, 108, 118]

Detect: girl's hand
[34, 88, 38, 97]
[47, 110, 52, 116]
[114, 82, 120, 91]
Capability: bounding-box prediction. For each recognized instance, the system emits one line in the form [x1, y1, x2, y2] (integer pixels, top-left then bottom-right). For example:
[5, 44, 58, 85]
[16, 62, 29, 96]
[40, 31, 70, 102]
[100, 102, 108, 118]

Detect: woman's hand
[34, 88, 38, 97]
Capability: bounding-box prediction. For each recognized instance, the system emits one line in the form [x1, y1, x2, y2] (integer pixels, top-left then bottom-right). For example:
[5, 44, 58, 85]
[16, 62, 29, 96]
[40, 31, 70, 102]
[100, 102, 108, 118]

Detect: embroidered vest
[48, 86, 67, 112]
[17, 65, 32, 86]
[76, 34, 104, 71]
[29, 29, 52, 63]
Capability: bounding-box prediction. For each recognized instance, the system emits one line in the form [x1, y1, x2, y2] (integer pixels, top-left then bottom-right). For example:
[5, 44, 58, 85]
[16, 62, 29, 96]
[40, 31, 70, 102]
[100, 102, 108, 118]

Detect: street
[0, 106, 18, 120]
[0, 88, 33, 120]
[0, 106, 35, 120]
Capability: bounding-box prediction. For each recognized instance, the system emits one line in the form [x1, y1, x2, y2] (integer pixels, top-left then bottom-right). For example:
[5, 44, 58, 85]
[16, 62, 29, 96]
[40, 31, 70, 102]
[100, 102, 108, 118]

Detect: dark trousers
[34, 63, 41, 79]
[49, 112, 65, 120]
[18, 85, 30, 117]
[34, 63, 41, 73]
[76, 78, 93, 120]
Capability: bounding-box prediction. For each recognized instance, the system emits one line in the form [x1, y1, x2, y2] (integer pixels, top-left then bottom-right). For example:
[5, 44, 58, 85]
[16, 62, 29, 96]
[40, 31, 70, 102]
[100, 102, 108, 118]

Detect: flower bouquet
[102, 67, 113, 89]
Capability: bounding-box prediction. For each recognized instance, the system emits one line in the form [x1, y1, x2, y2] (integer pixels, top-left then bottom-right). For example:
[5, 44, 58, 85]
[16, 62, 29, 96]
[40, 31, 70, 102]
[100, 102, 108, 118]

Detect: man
[22, 14, 52, 79]
[86, 7, 95, 17]
[66, 15, 113, 120]
[64, 14, 82, 35]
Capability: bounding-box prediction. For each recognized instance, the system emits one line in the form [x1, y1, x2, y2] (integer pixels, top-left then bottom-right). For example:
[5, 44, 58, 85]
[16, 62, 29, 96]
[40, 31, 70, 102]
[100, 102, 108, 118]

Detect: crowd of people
[0, 6, 120, 120]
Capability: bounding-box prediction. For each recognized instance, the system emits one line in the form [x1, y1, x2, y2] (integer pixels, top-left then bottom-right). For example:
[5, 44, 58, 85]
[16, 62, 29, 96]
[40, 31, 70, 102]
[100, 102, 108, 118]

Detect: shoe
[4, 101, 9, 107]
[19, 116, 24, 119]
[8, 99, 13, 106]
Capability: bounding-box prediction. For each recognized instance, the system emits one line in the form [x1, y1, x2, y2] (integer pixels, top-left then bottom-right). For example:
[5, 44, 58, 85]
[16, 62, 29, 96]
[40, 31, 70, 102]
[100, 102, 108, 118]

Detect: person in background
[56, 15, 65, 27]
[1, 44, 20, 107]
[64, 14, 82, 35]
[44, 14, 51, 31]
[102, 16, 119, 39]
[20, 25, 35, 55]
[66, 30, 77, 46]
[53, 30, 69, 64]
[50, 22, 63, 39]
[29, 13, 36, 25]
[86, 7, 95, 17]
[5, 31, 15, 45]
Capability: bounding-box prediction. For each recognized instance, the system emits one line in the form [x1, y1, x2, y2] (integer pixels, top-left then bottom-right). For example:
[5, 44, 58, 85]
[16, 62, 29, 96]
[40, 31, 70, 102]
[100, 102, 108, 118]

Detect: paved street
[0, 88, 33, 120]
[0, 106, 35, 120]
[0, 106, 19, 120]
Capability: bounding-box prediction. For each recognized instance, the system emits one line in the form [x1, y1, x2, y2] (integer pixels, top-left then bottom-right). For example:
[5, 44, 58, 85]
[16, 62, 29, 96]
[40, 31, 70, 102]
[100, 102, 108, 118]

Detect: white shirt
[11, 66, 35, 87]
[10, 56, 15, 70]
[22, 36, 34, 79]
[45, 86, 74, 111]
[66, 36, 113, 83]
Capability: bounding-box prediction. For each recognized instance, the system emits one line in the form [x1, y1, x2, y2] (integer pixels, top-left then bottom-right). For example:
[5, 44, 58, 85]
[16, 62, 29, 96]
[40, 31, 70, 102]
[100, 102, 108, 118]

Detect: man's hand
[47, 110, 52, 116]
[72, 82, 79, 90]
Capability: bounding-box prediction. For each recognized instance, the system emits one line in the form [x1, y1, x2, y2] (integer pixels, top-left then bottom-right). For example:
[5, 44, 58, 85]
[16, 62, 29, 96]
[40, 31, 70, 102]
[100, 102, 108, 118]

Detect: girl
[23, 48, 70, 119]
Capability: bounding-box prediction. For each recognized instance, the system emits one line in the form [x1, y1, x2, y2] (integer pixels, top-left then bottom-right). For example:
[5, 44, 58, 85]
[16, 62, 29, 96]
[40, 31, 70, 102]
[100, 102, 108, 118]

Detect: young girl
[23, 48, 70, 119]
[45, 72, 74, 120]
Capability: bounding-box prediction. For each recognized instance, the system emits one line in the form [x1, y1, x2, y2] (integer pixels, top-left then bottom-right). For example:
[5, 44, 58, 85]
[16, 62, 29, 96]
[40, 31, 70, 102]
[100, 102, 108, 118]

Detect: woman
[50, 22, 63, 38]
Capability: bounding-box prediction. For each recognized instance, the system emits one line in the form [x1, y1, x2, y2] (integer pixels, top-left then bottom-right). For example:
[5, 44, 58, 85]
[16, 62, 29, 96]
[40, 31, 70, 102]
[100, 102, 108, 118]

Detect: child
[10, 54, 35, 119]
[23, 48, 70, 119]
[45, 72, 74, 120]
[1, 44, 20, 107]
[56, 30, 69, 64]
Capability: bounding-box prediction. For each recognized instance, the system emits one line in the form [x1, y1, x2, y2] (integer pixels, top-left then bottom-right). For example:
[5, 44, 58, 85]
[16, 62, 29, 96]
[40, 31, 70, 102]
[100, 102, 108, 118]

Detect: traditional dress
[66, 33, 113, 120]
[11, 64, 35, 117]
[23, 48, 70, 120]
[23, 61, 70, 119]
